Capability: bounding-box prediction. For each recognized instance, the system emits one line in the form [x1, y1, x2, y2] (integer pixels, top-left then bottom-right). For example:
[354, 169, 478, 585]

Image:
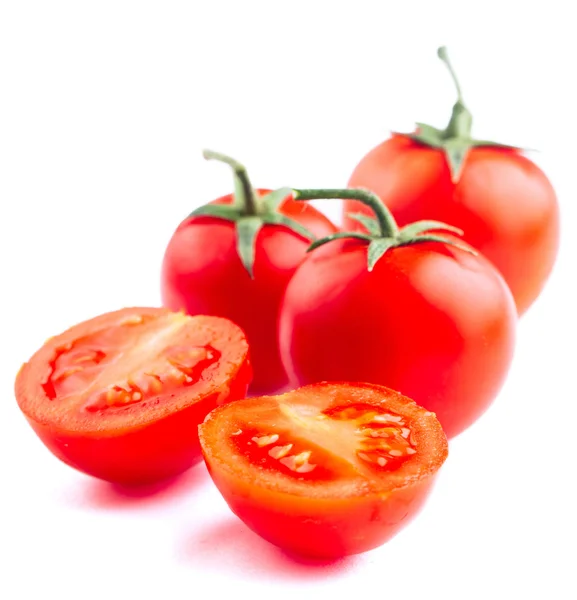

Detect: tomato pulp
[199, 382, 448, 558]
[15, 307, 251, 484]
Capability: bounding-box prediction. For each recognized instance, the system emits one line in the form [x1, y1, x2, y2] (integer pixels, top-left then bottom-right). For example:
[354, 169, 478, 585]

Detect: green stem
[203, 149, 258, 216]
[436, 46, 472, 140]
[293, 188, 399, 237]
[437, 46, 465, 105]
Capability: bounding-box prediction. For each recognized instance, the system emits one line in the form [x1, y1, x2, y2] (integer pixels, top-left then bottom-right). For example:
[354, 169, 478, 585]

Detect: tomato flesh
[199, 382, 448, 558]
[231, 403, 416, 481]
[15, 307, 251, 484]
[44, 312, 222, 412]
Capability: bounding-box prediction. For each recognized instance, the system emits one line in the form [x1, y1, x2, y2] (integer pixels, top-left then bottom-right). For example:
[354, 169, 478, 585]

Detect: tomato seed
[372, 414, 403, 424]
[280, 451, 317, 474]
[357, 452, 373, 463]
[268, 444, 293, 459]
[53, 366, 84, 381]
[252, 434, 280, 447]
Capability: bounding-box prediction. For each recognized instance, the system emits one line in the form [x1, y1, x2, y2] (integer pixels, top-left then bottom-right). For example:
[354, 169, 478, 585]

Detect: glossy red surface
[279, 238, 517, 438]
[346, 135, 560, 314]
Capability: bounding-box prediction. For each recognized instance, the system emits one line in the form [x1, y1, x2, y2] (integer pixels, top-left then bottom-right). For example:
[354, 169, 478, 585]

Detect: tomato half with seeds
[199, 382, 448, 558]
[15, 307, 251, 484]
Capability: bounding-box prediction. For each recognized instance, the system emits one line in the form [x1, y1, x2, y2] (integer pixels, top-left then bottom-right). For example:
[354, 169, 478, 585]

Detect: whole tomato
[161, 151, 337, 395]
[280, 188, 517, 439]
[345, 48, 559, 315]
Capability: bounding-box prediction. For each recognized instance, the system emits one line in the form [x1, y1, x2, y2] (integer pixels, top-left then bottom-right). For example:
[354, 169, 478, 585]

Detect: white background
[1, 2, 576, 599]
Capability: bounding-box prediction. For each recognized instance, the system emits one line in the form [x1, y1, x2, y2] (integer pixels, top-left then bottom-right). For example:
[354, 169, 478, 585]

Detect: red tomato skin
[161, 192, 336, 396]
[204, 458, 435, 558]
[279, 240, 517, 439]
[15, 308, 252, 485]
[346, 135, 560, 315]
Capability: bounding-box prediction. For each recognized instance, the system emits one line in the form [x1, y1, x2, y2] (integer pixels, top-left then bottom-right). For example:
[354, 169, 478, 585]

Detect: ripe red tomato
[199, 382, 448, 558]
[281, 188, 517, 439]
[161, 151, 336, 396]
[15, 307, 251, 484]
[345, 49, 559, 315]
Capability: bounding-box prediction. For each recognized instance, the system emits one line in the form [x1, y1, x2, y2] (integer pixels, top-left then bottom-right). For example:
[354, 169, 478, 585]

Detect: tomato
[199, 382, 448, 558]
[346, 140, 559, 316]
[282, 188, 517, 439]
[161, 150, 336, 396]
[345, 48, 559, 315]
[14, 307, 251, 484]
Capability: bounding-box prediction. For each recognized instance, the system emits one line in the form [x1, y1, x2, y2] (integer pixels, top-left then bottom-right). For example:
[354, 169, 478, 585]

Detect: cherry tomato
[199, 382, 448, 558]
[15, 307, 251, 484]
[345, 48, 559, 315]
[281, 188, 517, 439]
[161, 151, 336, 396]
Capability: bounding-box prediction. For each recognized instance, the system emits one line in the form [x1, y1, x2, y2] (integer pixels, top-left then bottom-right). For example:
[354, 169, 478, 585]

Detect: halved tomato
[199, 382, 448, 558]
[15, 307, 251, 484]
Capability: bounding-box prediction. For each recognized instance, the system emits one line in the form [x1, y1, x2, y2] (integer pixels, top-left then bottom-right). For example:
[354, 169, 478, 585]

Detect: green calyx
[190, 150, 316, 278]
[293, 188, 476, 271]
[401, 46, 517, 182]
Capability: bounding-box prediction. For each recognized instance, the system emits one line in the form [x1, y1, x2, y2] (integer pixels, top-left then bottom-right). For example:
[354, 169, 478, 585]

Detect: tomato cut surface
[199, 382, 448, 558]
[15, 307, 251, 484]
